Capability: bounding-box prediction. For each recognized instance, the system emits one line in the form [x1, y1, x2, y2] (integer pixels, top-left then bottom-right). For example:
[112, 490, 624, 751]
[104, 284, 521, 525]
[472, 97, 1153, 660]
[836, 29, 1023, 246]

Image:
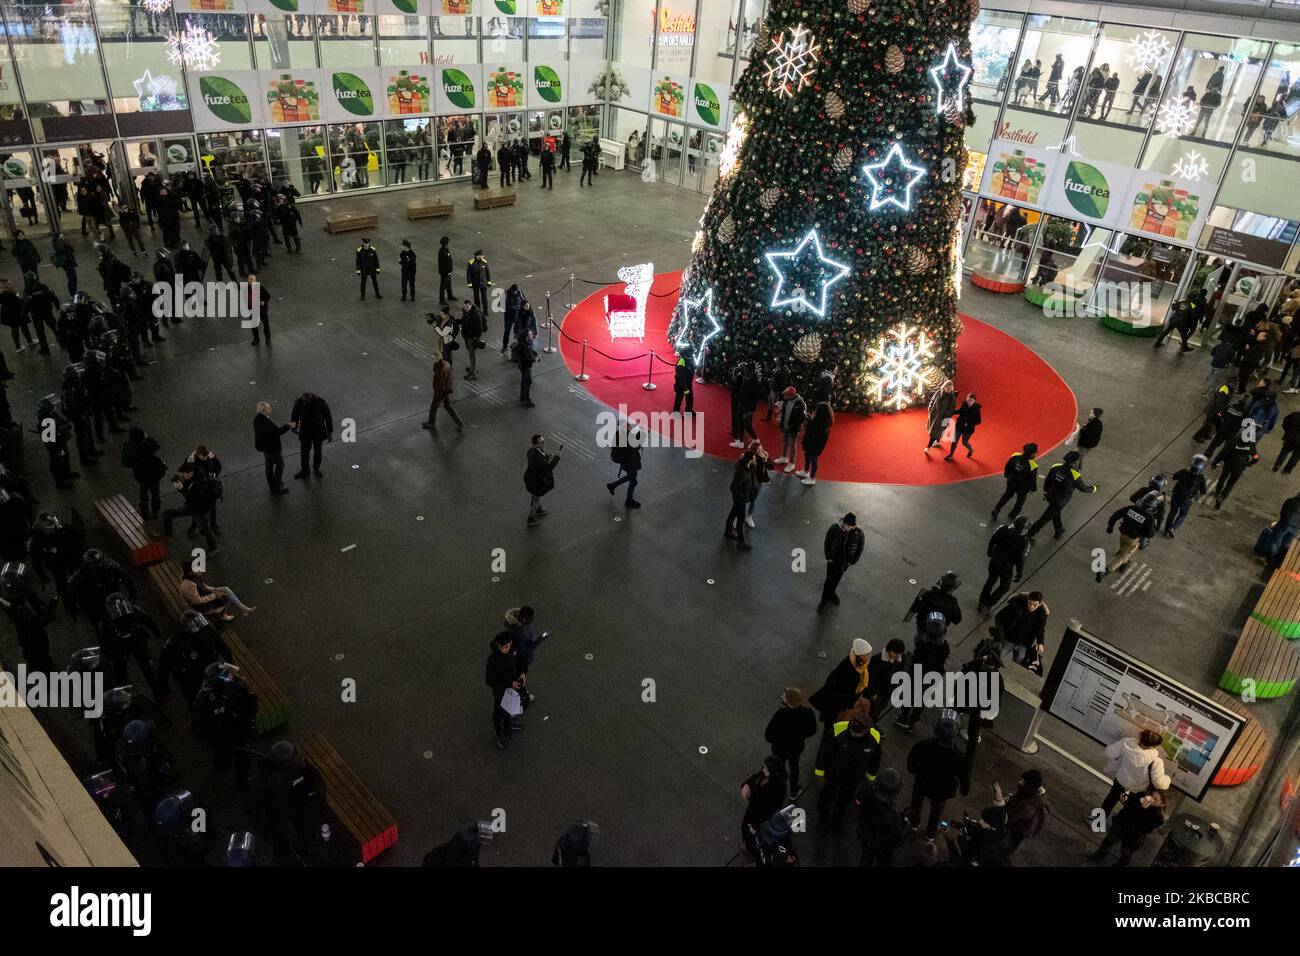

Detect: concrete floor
[2, 165, 1293, 867]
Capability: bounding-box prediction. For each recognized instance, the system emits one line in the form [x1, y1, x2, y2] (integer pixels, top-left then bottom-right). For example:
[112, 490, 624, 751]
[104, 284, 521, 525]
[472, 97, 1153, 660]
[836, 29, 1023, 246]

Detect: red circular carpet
[557, 271, 1077, 485]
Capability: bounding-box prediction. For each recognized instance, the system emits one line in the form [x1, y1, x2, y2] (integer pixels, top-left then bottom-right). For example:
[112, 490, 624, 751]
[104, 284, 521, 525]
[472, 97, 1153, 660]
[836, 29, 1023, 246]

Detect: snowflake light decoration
[1126, 30, 1172, 75]
[142, 0, 174, 13]
[165, 23, 221, 73]
[718, 112, 748, 180]
[865, 323, 937, 411]
[1046, 134, 1082, 159]
[1171, 149, 1210, 182]
[763, 26, 821, 98]
[1155, 97, 1196, 137]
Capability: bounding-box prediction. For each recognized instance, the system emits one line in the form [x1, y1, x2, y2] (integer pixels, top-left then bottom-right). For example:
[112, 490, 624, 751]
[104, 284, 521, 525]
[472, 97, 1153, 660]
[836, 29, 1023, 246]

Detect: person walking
[422, 355, 464, 432]
[290, 391, 332, 479]
[51, 233, 79, 297]
[485, 630, 525, 751]
[723, 446, 758, 550]
[991, 443, 1039, 522]
[399, 239, 417, 302]
[776, 386, 805, 473]
[460, 299, 484, 381]
[540, 145, 555, 190]
[1272, 408, 1300, 473]
[818, 513, 865, 613]
[253, 401, 292, 495]
[808, 638, 872, 776]
[904, 717, 970, 838]
[516, 327, 537, 407]
[246, 273, 272, 346]
[579, 141, 597, 187]
[355, 237, 382, 300]
[559, 131, 572, 172]
[945, 392, 981, 460]
[1210, 420, 1259, 509]
[991, 590, 1048, 667]
[1088, 790, 1165, 867]
[672, 353, 694, 414]
[817, 717, 882, 834]
[1163, 454, 1208, 538]
[1096, 729, 1171, 817]
[977, 515, 1032, 613]
[924, 380, 957, 453]
[1027, 451, 1098, 540]
[524, 434, 560, 527]
[606, 423, 642, 509]
[740, 756, 789, 861]
[797, 399, 833, 486]
[1097, 492, 1160, 581]
[466, 250, 492, 313]
[503, 283, 524, 354]
[865, 640, 908, 719]
[1075, 407, 1103, 463]
[764, 687, 817, 790]
[496, 142, 513, 187]
[854, 768, 904, 867]
[437, 236, 453, 305]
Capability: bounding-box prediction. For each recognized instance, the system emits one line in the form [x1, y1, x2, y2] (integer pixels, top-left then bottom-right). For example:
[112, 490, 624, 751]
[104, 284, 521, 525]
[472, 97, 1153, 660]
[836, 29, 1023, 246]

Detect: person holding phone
[524, 434, 561, 527]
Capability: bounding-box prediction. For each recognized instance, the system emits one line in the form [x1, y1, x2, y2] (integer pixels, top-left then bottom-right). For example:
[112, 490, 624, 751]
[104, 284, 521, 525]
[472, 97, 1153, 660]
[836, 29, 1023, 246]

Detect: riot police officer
[978, 515, 1032, 614]
[117, 717, 173, 816]
[907, 571, 963, 640]
[0, 484, 34, 562]
[35, 397, 77, 488]
[0, 561, 56, 671]
[83, 349, 124, 440]
[151, 789, 214, 866]
[56, 295, 89, 362]
[98, 592, 163, 691]
[1127, 474, 1168, 549]
[157, 610, 231, 710]
[60, 366, 100, 466]
[893, 613, 951, 732]
[247, 740, 324, 862]
[192, 662, 259, 785]
[1098, 491, 1162, 581]
[29, 511, 84, 602]
[68, 548, 135, 626]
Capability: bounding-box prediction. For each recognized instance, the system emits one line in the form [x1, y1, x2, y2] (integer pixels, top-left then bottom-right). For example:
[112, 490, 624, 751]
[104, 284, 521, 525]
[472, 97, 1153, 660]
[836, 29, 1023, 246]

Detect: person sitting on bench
[181, 565, 256, 622]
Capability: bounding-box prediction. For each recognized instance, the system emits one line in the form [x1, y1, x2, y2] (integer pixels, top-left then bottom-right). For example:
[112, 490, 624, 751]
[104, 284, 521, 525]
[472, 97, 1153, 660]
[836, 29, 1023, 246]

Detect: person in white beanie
[808, 638, 873, 777]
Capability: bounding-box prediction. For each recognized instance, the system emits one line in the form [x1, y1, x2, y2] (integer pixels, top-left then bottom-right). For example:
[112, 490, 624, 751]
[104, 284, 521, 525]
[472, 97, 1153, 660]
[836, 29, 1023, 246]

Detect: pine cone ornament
[717, 215, 736, 244]
[904, 245, 932, 274]
[832, 146, 854, 173]
[752, 20, 772, 55]
[884, 45, 904, 74]
[691, 230, 705, 254]
[947, 195, 965, 221]
[824, 90, 846, 119]
[759, 187, 781, 210]
[793, 332, 823, 363]
[945, 101, 965, 126]
[920, 365, 945, 390]
[848, 0, 870, 13]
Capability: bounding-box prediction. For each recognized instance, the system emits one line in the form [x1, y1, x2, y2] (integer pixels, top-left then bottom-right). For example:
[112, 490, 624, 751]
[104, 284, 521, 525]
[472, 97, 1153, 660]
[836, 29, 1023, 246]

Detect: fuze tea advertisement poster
[193, 70, 265, 132]
[690, 80, 728, 129]
[485, 64, 527, 110]
[651, 73, 687, 118]
[323, 67, 385, 122]
[1124, 176, 1207, 246]
[266, 72, 322, 124]
[1042, 157, 1135, 229]
[529, 64, 566, 108]
[982, 146, 1048, 206]
[388, 70, 432, 114]
[440, 0, 472, 12]
[436, 63, 481, 114]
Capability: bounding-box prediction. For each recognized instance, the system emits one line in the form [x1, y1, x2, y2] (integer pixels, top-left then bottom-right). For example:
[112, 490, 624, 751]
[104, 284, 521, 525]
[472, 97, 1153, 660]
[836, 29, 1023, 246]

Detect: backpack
[611, 444, 626, 465]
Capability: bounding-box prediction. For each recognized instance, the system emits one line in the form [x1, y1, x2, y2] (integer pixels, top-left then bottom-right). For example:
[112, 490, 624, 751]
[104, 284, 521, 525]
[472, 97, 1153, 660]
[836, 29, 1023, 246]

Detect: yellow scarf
[852, 653, 869, 695]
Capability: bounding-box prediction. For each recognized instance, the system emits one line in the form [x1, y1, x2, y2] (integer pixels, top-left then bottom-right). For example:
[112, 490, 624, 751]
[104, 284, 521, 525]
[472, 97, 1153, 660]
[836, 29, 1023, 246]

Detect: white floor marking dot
[698, 746, 708, 755]
[351, 464, 359, 470]
[908, 579, 917, 585]
[584, 653, 593, 661]
[264, 578, 274, 584]
[423, 751, 433, 759]
[491, 576, 500, 582]
[333, 653, 345, 661]
[416, 515, 424, 521]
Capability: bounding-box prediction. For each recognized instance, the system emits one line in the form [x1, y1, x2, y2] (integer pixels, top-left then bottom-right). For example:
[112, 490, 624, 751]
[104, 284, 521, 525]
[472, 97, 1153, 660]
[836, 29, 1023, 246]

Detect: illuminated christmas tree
[669, 0, 976, 413]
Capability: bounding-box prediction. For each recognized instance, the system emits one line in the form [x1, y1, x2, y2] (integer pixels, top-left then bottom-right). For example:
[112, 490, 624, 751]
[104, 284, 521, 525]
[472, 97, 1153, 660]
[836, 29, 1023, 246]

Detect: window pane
[329, 120, 383, 191]
[318, 15, 375, 68]
[182, 13, 254, 70]
[383, 117, 433, 184]
[1244, 42, 1300, 159]
[970, 10, 1024, 107]
[267, 124, 330, 194]
[436, 114, 478, 181]
[199, 130, 266, 186]
[377, 15, 428, 67]
[483, 15, 525, 61]
[693, 1, 736, 85]
[432, 13, 477, 64]
[966, 198, 1041, 282]
[253, 14, 318, 70]
[7, 2, 115, 141]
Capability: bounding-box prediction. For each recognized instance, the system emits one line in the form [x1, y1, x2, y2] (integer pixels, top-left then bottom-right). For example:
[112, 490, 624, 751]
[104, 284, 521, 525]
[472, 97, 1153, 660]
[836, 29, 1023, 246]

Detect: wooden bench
[298, 732, 398, 864]
[1219, 618, 1300, 700]
[1278, 536, 1300, 575]
[406, 197, 453, 220]
[1210, 689, 1270, 786]
[324, 212, 378, 235]
[473, 187, 516, 210]
[1250, 567, 1300, 640]
[146, 560, 293, 734]
[94, 494, 166, 567]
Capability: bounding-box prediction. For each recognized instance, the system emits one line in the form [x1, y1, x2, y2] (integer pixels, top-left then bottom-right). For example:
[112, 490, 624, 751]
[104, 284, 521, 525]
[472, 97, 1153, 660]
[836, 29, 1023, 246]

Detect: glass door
[1, 150, 53, 239]
[438, 115, 479, 182]
[528, 109, 564, 155]
[648, 118, 684, 186]
[268, 126, 330, 196]
[485, 112, 526, 154]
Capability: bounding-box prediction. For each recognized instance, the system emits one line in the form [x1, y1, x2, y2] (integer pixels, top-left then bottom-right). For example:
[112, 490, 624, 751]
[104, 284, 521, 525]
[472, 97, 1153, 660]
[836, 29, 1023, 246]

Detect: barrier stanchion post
[575, 339, 590, 381]
[642, 349, 657, 391]
[566, 272, 575, 309]
[543, 291, 557, 353]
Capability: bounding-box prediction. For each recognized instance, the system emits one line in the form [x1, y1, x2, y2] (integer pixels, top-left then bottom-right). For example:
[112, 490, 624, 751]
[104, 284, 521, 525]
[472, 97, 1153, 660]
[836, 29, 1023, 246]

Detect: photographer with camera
[943, 799, 1012, 867]
[160, 462, 218, 554]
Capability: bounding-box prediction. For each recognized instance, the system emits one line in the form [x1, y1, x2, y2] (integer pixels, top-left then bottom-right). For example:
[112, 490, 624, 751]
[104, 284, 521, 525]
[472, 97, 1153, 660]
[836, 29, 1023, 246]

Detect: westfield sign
[651, 5, 696, 46]
[997, 121, 1039, 145]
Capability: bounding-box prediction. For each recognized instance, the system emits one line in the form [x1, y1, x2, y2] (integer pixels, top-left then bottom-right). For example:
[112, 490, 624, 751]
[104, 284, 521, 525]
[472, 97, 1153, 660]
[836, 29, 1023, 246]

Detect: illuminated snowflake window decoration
[865, 323, 936, 411]
[166, 23, 221, 73]
[142, 0, 174, 13]
[763, 26, 821, 98]
[1171, 149, 1210, 182]
[1126, 30, 1171, 75]
[1155, 98, 1196, 137]
[718, 112, 748, 180]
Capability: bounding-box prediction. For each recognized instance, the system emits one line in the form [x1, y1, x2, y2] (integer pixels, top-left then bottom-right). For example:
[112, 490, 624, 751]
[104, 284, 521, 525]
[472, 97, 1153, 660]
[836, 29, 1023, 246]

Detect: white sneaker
[729, 439, 744, 449]
[773, 456, 787, 465]
[1287, 388, 1299, 395]
[783, 463, 796, 474]
[794, 469, 809, 478]
[744, 515, 755, 528]
[801, 477, 816, 486]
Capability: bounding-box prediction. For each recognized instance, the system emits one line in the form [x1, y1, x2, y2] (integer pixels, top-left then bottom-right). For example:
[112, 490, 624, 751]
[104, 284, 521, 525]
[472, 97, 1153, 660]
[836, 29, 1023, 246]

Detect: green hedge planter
[1099, 313, 1161, 337]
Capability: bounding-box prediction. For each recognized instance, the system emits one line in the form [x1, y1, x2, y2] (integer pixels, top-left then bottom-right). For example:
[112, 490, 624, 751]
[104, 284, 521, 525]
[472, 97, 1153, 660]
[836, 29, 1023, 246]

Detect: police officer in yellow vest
[991, 442, 1039, 522]
[816, 715, 882, 833]
[1027, 450, 1097, 540]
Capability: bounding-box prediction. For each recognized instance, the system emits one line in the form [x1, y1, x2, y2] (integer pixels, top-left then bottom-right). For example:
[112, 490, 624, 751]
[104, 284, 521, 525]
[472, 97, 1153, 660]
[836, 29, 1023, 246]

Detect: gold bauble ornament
[793, 332, 823, 363]
[717, 215, 736, 244]
[832, 146, 854, 173]
[824, 90, 846, 119]
[759, 187, 781, 210]
[884, 45, 904, 74]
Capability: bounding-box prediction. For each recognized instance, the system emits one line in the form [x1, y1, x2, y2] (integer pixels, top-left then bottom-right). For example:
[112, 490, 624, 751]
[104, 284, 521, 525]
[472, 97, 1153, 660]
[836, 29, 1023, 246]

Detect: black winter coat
[906, 738, 970, 800]
[824, 524, 865, 568]
[808, 655, 865, 724]
[764, 704, 817, 758]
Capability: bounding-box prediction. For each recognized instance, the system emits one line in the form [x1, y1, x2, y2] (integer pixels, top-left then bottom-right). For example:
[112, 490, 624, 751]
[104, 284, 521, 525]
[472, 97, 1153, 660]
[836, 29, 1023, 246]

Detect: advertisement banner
[435, 63, 482, 114]
[322, 67, 386, 122]
[264, 70, 324, 125]
[385, 68, 434, 115]
[529, 63, 567, 108]
[566, 59, 605, 106]
[376, 0, 432, 13]
[571, 0, 609, 15]
[483, 62, 528, 110]
[979, 139, 1051, 208]
[531, 0, 565, 13]
[191, 70, 265, 132]
[175, 0, 250, 11]
[1122, 174, 1209, 247]
[246, 0, 312, 13]
[1042, 157, 1135, 229]
[650, 72, 688, 119]
[437, 0, 474, 13]
[689, 79, 728, 130]
[321, 0, 369, 11]
[607, 63, 652, 114]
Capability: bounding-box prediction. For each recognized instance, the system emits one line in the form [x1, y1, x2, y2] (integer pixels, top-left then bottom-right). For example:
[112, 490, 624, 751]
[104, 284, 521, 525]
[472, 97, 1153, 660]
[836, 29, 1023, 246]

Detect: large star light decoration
[764, 26, 821, 98]
[765, 229, 851, 318]
[929, 43, 972, 115]
[866, 323, 937, 411]
[862, 143, 928, 213]
[674, 287, 723, 360]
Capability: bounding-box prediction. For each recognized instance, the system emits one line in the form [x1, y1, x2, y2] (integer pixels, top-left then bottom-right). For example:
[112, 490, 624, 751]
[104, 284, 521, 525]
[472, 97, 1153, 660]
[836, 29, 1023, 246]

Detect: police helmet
[0, 488, 9, 506]
[151, 790, 194, 838]
[104, 592, 134, 622]
[72, 291, 89, 305]
[180, 610, 210, 635]
[120, 718, 153, 752]
[938, 571, 962, 592]
[84, 349, 105, 366]
[1149, 474, 1167, 493]
[268, 740, 297, 767]
[224, 832, 255, 867]
[1190, 454, 1208, 473]
[69, 646, 103, 673]
[203, 661, 239, 687]
[1, 561, 29, 583]
[35, 512, 62, 534]
[924, 611, 948, 637]
[83, 548, 106, 566]
[1012, 515, 1031, 532]
[101, 685, 133, 716]
[1140, 491, 1162, 510]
